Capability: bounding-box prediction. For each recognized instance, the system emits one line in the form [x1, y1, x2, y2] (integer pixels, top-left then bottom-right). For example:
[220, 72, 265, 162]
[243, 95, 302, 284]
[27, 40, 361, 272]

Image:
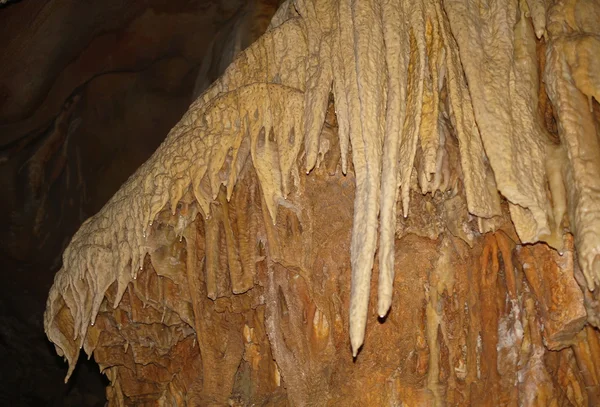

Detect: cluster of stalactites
[44, 0, 600, 373]
[289, 0, 561, 356]
[44, 17, 312, 378]
[294, 0, 600, 356]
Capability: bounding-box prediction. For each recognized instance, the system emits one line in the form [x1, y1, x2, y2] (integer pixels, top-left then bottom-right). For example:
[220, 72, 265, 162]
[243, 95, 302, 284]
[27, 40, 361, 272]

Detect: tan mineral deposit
[43, 0, 600, 405]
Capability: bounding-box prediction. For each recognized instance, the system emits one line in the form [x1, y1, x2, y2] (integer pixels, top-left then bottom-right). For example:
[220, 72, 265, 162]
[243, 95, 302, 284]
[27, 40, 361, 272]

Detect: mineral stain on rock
[43, 0, 600, 405]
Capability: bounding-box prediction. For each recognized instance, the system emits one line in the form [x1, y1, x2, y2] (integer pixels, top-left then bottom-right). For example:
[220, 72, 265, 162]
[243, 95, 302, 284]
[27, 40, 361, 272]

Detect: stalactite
[204, 205, 221, 300]
[545, 0, 600, 289]
[377, 0, 410, 319]
[346, 0, 387, 356]
[44, 2, 600, 403]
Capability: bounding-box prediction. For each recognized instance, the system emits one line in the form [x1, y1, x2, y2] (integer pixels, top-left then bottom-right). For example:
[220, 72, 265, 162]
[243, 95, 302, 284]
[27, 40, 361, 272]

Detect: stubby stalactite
[44, 0, 600, 405]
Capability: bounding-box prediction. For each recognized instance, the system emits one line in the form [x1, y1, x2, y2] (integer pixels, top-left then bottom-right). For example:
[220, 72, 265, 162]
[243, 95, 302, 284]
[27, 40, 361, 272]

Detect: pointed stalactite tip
[350, 332, 363, 358]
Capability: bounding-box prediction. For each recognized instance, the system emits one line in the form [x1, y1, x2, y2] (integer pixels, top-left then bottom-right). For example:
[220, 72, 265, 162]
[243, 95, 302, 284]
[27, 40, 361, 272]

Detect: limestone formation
[44, 0, 600, 405]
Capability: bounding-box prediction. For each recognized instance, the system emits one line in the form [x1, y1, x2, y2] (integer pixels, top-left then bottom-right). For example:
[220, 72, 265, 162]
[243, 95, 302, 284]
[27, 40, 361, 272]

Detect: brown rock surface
[27, 0, 600, 405]
[516, 235, 587, 350]
[48, 158, 600, 405]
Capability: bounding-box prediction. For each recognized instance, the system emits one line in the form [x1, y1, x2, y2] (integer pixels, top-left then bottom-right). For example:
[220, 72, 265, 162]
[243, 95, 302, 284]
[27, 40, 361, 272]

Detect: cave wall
[46, 101, 600, 405]
[0, 0, 281, 269]
[0, 1, 281, 405]
[34, 0, 600, 405]
[75, 158, 600, 405]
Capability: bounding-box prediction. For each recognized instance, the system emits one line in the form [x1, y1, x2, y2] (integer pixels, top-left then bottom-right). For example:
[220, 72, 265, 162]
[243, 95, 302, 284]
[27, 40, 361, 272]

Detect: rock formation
[0, 1, 280, 405]
[43, 0, 600, 405]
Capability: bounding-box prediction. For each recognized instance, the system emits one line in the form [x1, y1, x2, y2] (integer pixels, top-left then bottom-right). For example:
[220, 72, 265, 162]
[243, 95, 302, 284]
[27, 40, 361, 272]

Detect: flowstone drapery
[45, 0, 600, 405]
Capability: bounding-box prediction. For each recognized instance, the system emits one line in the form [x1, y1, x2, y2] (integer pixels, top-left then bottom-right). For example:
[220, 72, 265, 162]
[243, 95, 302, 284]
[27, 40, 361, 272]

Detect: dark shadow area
[0, 255, 108, 406]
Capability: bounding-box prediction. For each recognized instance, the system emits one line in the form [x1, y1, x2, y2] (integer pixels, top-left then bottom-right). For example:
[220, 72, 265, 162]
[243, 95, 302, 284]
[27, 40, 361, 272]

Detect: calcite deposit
[44, 0, 600, 405]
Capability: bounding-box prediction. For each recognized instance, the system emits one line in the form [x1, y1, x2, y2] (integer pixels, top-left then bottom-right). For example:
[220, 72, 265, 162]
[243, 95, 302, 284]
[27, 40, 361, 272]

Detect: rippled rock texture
[0, 0, 280, 405]
[38, 0, 600, 405]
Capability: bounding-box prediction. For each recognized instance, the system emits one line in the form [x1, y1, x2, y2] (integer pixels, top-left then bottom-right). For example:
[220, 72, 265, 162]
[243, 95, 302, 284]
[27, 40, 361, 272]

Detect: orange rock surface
[41, 0, 600, 405]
